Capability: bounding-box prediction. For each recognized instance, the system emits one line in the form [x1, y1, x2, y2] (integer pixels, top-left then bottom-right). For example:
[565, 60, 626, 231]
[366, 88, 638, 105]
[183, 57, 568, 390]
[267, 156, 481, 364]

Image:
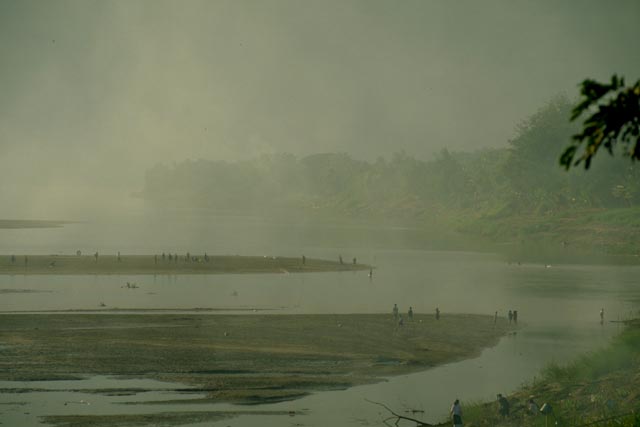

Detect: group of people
[338, 255, 358, 265]
[392, 304, 440, 326]
[501, 307, 604, 326]
[392, 304, 412, 326]
[153, 252, 211, 264]
[450, 395, 551, 426]
[494, 310, 518, 325]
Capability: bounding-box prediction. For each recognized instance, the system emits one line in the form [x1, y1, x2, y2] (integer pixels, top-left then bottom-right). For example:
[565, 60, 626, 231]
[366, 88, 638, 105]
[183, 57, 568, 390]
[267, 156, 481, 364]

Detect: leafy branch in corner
[561, 75, 640, 169]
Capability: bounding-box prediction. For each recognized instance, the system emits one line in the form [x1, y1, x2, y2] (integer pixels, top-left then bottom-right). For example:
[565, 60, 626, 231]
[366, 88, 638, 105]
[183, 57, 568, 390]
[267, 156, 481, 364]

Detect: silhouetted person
[162, 252, 166, 261]
[368, 268, 373, 279]
[339, 255, 343, 265]
[513, 310, 518, 324]
[494, 311, 498, 324]
[435, 307, 440, 320]
[392, 303, 399, 320]
[117, 251, 121, 262]
[186, 252, 191, 262]
[168, 253, 173, 261]
[204, 252, 209, 262]
[352, 257, 357, 265]
[302, 255, 306, 265]
[497, 394, 510, 417]
[600, 308, 604, 325]
[450, 399, 463, 427]
[508, 310, 513, 323]
[10, 255, 15, 263]
[408, 306, 413, 319]
[94, 252, 99, 262]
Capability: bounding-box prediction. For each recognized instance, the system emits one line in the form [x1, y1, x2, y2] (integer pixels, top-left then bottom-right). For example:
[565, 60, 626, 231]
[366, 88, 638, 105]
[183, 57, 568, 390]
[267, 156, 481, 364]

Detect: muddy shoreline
[0, 313, 511, 426]
[0, 254, 369, 275]
[0, 313, 510, 400]
[0, 220, 72, 229]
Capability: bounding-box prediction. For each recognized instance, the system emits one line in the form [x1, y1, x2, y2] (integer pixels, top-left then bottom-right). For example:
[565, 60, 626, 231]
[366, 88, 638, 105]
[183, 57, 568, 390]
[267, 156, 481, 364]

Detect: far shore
[0, 254, 369, 275]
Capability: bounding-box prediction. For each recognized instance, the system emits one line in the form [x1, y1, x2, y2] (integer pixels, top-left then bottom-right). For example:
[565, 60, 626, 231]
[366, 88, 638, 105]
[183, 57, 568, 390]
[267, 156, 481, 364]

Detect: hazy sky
[1, 0, 639, 217]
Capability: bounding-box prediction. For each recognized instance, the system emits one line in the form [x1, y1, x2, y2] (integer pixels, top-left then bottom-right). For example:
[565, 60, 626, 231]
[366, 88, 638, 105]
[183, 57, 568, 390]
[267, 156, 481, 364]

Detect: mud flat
[0, 313, 510, 405]
[0, 254, 368, 275]
[0, 219, 71, 229]
[39, 410, 298, 427]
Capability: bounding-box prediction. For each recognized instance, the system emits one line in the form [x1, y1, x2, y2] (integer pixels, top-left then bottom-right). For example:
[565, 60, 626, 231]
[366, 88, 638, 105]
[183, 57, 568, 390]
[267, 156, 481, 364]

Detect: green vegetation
[447, 320, 640, 427]
[140, 96, 640, 254]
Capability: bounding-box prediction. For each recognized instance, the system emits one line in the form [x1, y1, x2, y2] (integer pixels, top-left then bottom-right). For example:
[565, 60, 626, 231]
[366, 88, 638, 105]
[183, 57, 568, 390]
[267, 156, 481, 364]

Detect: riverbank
[0, 313, 510, 425]
[447, 319, 640, 427]
[0, 219, 71, 229]
[0, 254, 368, 275]
[456, 207, 640, 257]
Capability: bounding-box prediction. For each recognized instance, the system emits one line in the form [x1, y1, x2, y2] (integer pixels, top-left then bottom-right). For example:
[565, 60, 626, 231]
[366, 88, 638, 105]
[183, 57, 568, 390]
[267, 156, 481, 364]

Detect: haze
[2, 3, 640, 426]
[1, 0, 639, 218]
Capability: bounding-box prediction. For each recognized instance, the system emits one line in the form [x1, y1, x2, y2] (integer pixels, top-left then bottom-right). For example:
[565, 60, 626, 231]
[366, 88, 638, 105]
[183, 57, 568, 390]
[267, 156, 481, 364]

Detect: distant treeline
[139, 97, 640, 222]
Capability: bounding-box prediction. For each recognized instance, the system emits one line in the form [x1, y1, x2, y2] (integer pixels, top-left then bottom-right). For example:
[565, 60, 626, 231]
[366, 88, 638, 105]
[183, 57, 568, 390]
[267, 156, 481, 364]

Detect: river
[1, 218, 638, 426]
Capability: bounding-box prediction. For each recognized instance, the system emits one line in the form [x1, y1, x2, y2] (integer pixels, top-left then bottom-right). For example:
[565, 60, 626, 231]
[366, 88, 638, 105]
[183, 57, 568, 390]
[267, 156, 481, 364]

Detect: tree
[504, 97, 575, 212]
[561, 75, 640, 169]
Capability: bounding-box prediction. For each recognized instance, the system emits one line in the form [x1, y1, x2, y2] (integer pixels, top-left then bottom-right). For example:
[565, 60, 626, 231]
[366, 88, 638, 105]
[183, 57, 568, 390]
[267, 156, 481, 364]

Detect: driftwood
[365, 398, 434, 427]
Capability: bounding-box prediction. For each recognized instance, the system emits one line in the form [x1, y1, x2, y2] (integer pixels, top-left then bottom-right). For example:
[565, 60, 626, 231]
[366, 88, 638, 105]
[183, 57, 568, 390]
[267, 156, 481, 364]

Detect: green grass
[542, 327, 640, 382]
[456, 206, 640, 256]
[447, 321, 640, 427]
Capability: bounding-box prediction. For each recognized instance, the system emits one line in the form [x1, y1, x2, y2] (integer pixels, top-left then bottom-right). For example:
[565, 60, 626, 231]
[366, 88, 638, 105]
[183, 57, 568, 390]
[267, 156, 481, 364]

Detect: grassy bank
[448, 319, 640, 427]
[457, 207, 640, 257]
[0, 254, 368, 275]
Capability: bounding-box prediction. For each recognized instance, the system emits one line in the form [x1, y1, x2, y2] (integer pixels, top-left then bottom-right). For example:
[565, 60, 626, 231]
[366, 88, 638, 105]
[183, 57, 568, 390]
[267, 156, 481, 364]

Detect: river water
[1, 218, 639, 426]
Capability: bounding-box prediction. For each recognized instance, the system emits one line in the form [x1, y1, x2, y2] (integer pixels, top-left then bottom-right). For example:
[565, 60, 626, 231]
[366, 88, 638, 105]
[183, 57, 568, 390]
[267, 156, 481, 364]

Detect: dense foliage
[562, 75, 640, 169]
[140, 98, 640, 221]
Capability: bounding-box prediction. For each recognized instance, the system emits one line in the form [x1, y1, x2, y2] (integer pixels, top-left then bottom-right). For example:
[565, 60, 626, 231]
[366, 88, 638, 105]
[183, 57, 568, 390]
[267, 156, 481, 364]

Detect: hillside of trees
[139, 97, 640, 253]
